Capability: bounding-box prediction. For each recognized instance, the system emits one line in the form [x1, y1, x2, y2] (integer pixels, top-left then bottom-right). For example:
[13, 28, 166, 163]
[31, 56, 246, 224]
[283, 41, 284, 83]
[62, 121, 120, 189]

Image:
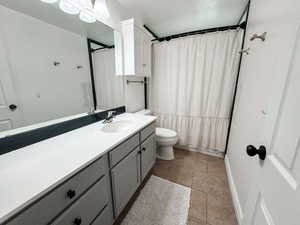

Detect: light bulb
[94, 0, 109, 19]
[79, 11, 96, 23]
[59, 0, 80, 15]
[40, 0, 58, 3]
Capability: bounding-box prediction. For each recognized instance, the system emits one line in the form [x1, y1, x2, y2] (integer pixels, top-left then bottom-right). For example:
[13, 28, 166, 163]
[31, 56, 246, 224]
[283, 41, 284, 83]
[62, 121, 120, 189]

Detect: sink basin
[101, 120, 133, 133]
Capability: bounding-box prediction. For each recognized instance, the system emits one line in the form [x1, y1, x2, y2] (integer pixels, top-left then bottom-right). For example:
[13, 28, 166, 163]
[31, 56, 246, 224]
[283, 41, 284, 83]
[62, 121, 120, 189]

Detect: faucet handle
[107, 110, 116, 117]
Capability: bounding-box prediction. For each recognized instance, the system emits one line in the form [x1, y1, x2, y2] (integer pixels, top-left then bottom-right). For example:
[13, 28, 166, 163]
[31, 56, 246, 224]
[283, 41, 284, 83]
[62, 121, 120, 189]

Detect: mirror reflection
[90, 41, 124, 111]
[0, 1, 124, 133]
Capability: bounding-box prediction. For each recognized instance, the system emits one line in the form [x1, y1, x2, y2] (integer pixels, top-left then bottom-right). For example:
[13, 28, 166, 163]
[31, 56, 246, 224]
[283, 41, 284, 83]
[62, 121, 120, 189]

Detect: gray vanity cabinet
[5, 156, 114, 225]
[110, 147, 141, 216]
[51, 177, 108, 225]
[141, 134, 156, 180]
[3, 122, 156, 225]
[5, 156, 110, 225]
[109, 122, 156, 218]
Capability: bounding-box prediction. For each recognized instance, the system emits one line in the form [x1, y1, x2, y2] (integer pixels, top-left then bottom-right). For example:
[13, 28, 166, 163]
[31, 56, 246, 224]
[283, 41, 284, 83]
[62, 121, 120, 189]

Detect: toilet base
[157, 145, 175, 160]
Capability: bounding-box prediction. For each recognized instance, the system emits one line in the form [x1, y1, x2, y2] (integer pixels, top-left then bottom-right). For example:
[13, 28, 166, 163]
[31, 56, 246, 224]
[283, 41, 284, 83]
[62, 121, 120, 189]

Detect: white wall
[0, 5, 93, 127]
[124, 76, 145, 112]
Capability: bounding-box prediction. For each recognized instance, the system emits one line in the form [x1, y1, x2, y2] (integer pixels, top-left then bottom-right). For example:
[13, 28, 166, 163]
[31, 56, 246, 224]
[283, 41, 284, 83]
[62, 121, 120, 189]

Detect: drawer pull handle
[67, 189, 76, 199]
[73, 217, 82, 225]
[142, 147, 146, 151]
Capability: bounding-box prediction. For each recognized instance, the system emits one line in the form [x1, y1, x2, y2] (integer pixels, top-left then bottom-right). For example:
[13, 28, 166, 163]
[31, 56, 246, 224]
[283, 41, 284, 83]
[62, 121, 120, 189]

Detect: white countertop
[0, 113, 156, 223]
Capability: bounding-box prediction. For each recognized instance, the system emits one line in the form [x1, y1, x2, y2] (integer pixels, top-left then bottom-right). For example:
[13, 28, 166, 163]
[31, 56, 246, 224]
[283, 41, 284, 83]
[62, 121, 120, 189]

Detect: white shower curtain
[150, 30, 242, 156]
[93, 49, 124, 110]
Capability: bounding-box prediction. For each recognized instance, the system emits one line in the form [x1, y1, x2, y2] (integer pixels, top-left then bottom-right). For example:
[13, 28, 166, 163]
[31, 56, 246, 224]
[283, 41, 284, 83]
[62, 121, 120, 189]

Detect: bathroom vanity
[0, 113, 156, 225]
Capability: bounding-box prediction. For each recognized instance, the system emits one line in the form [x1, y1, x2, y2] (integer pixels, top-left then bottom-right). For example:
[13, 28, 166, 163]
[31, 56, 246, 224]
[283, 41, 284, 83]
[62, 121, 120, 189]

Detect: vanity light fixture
[40, 0, 57, 3]
[79, 0, 96, 23]
[40, 0, 105, 23]
[79, 11, 96, 23]
[94, 0, 109, 19]
[59, 0, 80, 15]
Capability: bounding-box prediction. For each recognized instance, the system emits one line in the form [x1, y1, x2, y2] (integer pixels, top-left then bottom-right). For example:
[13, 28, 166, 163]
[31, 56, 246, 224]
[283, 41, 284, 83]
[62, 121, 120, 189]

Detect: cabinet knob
[142, 147, 146, 151]
[9, 104, 17, 111]
[142, 63, 146, 67]
[73, 217, 82, 225]
[67, 189, 76, 199]
[138, 150, 142, 154]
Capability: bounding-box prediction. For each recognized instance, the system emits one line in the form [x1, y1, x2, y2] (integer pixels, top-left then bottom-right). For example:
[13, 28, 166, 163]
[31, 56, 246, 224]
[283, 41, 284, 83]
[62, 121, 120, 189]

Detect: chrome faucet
[103, 111, 116, 123]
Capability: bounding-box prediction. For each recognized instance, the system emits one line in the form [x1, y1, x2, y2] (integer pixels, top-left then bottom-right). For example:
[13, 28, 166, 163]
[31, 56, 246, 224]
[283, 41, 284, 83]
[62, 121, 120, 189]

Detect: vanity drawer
[140, 122, 155, 142]
[6, 156, 106, 225]
[109, 133, 139, 167]
[51, 176, 108, 225]
[90, 204, 113, 225]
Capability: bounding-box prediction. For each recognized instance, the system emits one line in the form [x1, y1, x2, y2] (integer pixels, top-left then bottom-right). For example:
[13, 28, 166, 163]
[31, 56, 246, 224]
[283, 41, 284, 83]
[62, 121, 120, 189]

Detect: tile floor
[152, 148, 238, 225]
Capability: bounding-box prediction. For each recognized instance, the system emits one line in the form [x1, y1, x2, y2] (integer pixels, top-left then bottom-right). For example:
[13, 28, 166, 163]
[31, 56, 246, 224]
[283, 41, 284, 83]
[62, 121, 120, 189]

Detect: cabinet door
[142, 32, 152, 77]
[141, 134, 156, 180]
[134, 26, 144, 76]
[110, 147, 140, 217]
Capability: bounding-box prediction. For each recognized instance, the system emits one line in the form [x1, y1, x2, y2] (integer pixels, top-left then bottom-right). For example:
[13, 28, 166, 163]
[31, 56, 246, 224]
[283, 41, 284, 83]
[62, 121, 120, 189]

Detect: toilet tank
[135, 109, 152, 115]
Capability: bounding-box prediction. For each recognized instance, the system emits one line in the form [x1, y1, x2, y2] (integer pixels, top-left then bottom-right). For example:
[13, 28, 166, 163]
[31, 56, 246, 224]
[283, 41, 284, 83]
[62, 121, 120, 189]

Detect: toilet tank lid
[156, 128, 177, 138]
[135, 109, 151, 115]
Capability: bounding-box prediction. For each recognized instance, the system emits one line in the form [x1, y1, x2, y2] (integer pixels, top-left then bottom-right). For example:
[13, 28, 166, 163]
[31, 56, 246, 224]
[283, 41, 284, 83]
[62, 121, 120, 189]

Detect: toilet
[136, 109, 178, 160]
[155, 127, 178, 160]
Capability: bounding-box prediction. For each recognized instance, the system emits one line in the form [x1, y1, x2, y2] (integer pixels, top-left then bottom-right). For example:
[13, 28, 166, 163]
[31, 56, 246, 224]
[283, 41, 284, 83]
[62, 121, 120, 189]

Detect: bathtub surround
[150, 30, 242, 156]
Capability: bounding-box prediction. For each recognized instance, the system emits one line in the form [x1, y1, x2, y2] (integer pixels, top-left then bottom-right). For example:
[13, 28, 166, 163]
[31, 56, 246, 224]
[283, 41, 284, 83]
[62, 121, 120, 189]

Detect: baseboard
[224, 155, 243, 225]
[175, 145, 224, 158]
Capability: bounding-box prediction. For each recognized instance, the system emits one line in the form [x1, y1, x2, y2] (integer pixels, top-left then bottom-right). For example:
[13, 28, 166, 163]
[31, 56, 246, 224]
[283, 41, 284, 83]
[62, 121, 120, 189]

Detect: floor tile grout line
[153, 148, 237, 225]
[205, 191, 208, 224]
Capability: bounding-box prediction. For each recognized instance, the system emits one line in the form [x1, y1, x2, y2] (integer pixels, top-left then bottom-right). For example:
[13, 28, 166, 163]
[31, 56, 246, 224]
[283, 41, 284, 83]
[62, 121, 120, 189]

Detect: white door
[249, 26, 300, 225]
[0, 31, 22, 132]
[227, 0, 300, 224]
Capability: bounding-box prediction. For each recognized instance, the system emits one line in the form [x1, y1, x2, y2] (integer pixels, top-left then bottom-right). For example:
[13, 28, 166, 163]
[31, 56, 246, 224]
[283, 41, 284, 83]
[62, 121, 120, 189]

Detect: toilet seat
[156, 128, 177, 138]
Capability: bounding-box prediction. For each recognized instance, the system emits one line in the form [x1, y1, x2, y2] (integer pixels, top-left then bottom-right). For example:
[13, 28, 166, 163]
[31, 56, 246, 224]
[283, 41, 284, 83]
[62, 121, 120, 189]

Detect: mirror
[89, 40, 125, 111]
[0, 0, 125, 134]
[90, 42, 125, 111]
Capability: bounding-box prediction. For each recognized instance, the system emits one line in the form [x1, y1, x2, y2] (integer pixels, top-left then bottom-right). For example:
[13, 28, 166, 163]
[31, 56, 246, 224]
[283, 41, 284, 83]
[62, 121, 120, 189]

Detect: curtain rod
[152, 24, 244, 42]
[144, 25, 159, 39]
[91, 46, 115, 53]
[237, 1, 250, 25]
[87, 38, 114, 51]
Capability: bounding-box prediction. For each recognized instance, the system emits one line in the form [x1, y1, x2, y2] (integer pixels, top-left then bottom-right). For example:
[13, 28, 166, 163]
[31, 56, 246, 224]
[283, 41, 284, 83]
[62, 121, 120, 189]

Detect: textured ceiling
[1, 0, 248, 43]
[118, 0, 248, 37]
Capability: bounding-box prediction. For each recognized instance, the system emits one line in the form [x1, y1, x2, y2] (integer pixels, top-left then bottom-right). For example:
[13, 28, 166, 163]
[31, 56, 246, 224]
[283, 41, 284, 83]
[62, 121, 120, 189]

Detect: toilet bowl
[156, 128, 178, 160]
[135, 110, 178, 160]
